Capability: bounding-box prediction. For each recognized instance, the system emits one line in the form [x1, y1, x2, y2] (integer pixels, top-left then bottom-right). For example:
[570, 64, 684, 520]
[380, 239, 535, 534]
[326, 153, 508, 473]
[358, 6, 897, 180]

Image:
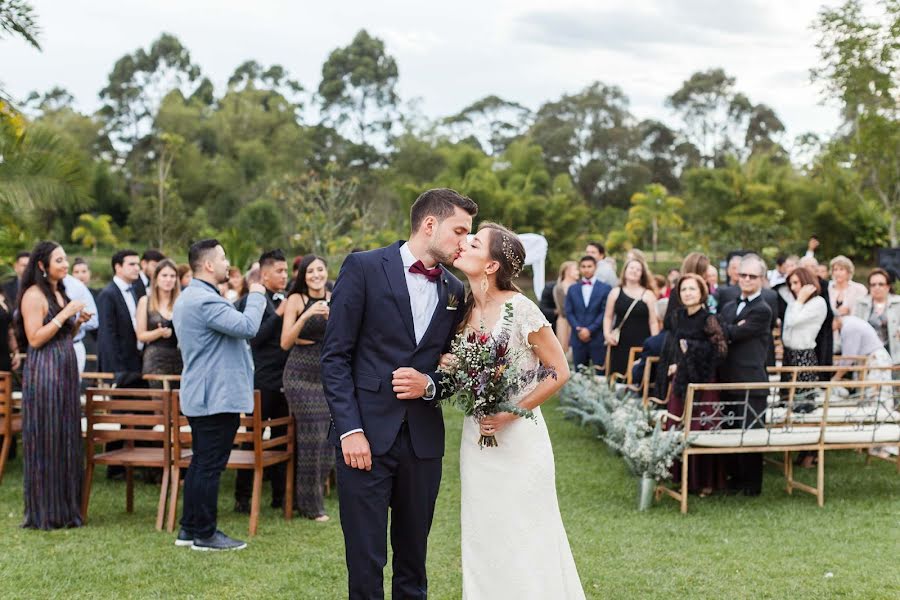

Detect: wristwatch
[424, 379, 436, 399]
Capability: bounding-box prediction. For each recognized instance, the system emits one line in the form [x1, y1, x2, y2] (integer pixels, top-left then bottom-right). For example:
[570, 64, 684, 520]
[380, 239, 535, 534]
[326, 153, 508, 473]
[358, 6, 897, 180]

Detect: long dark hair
[457, 222, 526, 332]
[288, 254, 327, 298]
[14, 240, 69, 348]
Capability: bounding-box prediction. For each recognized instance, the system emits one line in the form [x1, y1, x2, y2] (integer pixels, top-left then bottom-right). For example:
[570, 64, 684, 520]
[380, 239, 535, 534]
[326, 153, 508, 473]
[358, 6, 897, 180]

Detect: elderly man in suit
[565, 255, 612, 372]
[717, 254, 773, 496]
[172, 239, 266, 552]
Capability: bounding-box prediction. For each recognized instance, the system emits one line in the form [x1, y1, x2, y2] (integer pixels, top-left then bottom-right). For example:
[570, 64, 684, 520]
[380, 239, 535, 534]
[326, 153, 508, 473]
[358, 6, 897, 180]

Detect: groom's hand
[341, 432, 372, 471]
[392, 367, 427, 400]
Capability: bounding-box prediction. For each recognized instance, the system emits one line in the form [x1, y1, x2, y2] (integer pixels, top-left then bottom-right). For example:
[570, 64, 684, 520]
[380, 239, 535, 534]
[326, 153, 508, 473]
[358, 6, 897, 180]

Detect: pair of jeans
[181, 412, 240, 539]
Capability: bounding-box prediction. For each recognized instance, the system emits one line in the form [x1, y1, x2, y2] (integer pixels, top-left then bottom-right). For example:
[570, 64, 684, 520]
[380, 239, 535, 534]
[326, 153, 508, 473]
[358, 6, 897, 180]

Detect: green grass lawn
[1, 398, 898, 599]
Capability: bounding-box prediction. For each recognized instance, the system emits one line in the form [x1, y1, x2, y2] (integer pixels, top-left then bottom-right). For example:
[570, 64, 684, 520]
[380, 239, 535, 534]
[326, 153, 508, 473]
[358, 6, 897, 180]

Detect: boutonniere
[446, 294, 459, 311]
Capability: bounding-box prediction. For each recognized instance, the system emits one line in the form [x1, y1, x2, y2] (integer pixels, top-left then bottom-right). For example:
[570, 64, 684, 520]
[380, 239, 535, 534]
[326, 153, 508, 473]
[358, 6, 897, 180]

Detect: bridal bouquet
[438, 303, 557, 448]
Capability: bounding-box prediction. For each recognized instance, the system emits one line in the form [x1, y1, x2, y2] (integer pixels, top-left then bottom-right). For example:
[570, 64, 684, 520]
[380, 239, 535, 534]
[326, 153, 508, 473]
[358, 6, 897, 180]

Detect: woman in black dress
[136, 259, 182, 386]
[16, 241, 92, 529]
[666, 273, 729, 495]
[603, 257, 659, 377]
[280, 255, 332, 521]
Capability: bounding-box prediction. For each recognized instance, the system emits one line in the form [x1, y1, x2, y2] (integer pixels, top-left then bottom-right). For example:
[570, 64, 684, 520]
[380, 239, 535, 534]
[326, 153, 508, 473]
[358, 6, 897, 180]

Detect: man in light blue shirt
[172, 239, 265, 552]
[63, 274, 98, 374]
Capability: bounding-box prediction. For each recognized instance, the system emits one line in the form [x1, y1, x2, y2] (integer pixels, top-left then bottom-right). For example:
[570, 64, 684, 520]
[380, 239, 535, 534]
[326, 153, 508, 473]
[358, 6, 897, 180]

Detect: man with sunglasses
[717, 254, 773, 496]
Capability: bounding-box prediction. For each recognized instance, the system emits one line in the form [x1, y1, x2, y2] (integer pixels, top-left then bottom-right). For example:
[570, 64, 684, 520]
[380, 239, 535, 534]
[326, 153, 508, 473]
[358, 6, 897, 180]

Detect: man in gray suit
[172, 239, 266, 551]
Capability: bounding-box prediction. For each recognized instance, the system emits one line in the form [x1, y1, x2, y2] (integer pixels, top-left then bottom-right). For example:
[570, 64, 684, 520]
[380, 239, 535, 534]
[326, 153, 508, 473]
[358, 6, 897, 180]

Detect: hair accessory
[501, 236, 523, 277]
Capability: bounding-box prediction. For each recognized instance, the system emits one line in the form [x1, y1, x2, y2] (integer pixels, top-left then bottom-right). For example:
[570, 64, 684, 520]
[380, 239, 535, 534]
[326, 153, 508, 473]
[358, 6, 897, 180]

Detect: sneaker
[191, 530, 247, 552]
[174, 528, 193, 547]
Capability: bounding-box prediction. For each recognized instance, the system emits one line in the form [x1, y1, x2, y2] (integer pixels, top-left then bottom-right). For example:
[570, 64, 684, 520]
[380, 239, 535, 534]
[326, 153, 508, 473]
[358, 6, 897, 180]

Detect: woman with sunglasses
[853, 268, 900, 366]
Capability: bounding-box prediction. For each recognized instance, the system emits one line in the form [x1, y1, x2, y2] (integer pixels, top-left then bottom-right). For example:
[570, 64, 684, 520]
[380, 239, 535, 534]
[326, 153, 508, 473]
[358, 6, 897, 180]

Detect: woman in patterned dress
[137, 259, 183, 386]
[15, 241, 92, 530]
[280, 255, 332, 521]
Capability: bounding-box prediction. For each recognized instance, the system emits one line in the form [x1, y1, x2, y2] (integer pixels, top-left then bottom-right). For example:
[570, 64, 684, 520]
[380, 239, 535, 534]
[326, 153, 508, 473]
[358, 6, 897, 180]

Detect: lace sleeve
[515, 295, 551, 344]
[704, 314, 729, 360]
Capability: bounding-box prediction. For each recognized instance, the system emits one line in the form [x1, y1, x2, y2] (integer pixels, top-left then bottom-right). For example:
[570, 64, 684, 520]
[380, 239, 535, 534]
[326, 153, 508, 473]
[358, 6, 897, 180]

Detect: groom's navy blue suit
[322, 241, 464, 600]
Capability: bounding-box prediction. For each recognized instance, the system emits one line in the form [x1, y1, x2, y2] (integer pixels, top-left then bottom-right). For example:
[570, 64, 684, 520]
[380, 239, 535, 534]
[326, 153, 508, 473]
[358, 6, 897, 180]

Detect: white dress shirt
[63, 274, 98, 343]
[580, 276, 597, 307]
[113, 275, 142, 351]
[735, 290, 761, 316]
[400, 243, 440, 345]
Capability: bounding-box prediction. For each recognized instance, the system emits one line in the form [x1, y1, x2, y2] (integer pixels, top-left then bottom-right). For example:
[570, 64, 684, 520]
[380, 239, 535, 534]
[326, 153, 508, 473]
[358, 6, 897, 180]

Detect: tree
[152, 132, 184, 248]
[666, 69, 785, 166]
[71, 213, 118, 254]
[319, 29, 399, 153]
[625, 184, 684, 263]
[0, 0, 41, 102]
[441, 95, 533, 155]
[811, 0, 900, 245]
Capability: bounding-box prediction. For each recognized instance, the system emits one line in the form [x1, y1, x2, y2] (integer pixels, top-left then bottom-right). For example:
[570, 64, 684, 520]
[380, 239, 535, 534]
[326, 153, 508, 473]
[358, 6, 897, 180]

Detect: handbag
[609, 293, 641, 345]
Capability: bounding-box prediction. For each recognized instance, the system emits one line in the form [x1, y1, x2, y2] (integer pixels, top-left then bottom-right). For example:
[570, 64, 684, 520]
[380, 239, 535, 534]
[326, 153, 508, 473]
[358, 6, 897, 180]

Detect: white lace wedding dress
[460, 293, 585, 599]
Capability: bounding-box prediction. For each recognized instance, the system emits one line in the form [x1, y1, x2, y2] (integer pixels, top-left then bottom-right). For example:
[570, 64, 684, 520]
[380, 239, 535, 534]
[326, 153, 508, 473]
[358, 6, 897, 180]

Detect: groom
[322, 188, 477, 599]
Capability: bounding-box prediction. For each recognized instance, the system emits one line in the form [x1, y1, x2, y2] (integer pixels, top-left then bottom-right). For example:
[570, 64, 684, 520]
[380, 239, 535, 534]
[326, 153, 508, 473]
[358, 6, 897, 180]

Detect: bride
[446, 222, 586, 599]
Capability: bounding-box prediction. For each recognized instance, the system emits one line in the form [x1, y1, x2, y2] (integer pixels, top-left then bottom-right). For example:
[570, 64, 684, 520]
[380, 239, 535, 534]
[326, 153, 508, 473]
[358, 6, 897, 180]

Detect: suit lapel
[588, 281, 603, 309]
[382, 243, 417, 346]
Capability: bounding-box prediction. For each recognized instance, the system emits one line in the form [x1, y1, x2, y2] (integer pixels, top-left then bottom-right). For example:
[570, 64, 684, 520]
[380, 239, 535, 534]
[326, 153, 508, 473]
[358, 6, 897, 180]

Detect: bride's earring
[480, 273, 489, 294]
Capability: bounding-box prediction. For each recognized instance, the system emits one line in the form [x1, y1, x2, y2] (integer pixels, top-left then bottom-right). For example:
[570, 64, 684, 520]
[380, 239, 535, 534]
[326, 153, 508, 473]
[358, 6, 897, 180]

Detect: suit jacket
[172, 279, 265, 417]
[717, 296, 773, 392]
[717, 285, 779, 366]
[235, 290, 288, 391]
[96, 280, 144, 376]
[564, 280, 612, 343]
[538, 282, 558, 325]
[320, 242, 465, 459]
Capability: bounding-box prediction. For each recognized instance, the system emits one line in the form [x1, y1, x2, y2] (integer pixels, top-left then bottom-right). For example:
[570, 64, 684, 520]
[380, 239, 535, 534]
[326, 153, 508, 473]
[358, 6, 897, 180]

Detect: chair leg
[816, 448, 825, 508]
[680, 453, 689, 514]
[0, 434, 11, 484]
[125, 467, 134, 513]
[249, 468, 262, 536]
[156, 465, 170, 531]
[81, 460, 95, 523]
[785, 451, 793, 495]
[167, 467, 181, 533]
[284, 456, 294, 521]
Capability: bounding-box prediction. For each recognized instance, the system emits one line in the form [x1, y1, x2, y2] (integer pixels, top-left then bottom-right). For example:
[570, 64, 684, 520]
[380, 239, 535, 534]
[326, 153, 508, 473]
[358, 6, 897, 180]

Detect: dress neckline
[466, 293, 522, 334]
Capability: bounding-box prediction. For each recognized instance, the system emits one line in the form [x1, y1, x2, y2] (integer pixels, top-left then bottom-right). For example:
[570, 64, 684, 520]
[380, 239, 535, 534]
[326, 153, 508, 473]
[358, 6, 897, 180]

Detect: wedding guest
[828, 255, 867, 317]
[724, 254, 743, 287]
[768, 254, 798, 288]
[137, 249, 166, 296]
[603, 258, 658, 377]
[781, 267, 828, 416]
[565, 256, 611, 371]
[853, 268, 900, 365]
[15, 241, 91, 529]
[177, 263, 192, 289]
[233, 250, 290, 514]
[63, 272, 98, 374]
[280, 254, 332, 521]
[0, 288, 20, 373]
[172, 239, 266, 551]
[662, 268, 680, 298]
[657, 252, 712, 399]
[97, 249, 145, 388]
[136, 259, 182, 387]
[538, 281, 558, 326]
[717, 254, 773, 496]
[652, 274, 667, 298]
[705, 264, 719, 296]
[584, 242, 617, 287]
[2, 251, 30, 306]
[832, 315, 894, 409]
[666, 273, 728, 495]
[224, 266, 244, 302]
[804, 235, 820, 259]
[553, 261, 579, 353]
[784, 256, 834, 377]
[815, 263, 829, 281]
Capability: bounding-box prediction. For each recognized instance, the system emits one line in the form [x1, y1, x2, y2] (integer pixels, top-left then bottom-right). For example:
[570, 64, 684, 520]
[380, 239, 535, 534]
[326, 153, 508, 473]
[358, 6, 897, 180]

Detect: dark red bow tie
[581, 279, 593, 286]
[409, 260, 441, 282]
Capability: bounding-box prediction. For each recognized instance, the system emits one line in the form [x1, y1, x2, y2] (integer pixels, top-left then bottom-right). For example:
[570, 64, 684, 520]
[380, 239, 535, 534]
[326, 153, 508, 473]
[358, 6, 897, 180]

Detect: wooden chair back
[0, 371, 21, 483]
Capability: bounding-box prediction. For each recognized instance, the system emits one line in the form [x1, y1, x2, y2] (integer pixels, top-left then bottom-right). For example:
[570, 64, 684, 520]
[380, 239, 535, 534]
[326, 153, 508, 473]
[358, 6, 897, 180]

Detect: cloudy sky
[4, 0, 849, 141]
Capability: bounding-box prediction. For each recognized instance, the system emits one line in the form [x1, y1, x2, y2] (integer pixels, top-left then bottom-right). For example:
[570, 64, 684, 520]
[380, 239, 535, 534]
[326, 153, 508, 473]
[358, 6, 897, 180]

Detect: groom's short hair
[410, 188, 478, 232]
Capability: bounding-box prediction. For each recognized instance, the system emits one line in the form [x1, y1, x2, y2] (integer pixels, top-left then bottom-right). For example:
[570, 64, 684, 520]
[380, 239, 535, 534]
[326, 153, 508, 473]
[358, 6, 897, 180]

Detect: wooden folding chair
[82, 387, 172, 530]
[0, 372, 21, 484]
[167, 390, 295, 536]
